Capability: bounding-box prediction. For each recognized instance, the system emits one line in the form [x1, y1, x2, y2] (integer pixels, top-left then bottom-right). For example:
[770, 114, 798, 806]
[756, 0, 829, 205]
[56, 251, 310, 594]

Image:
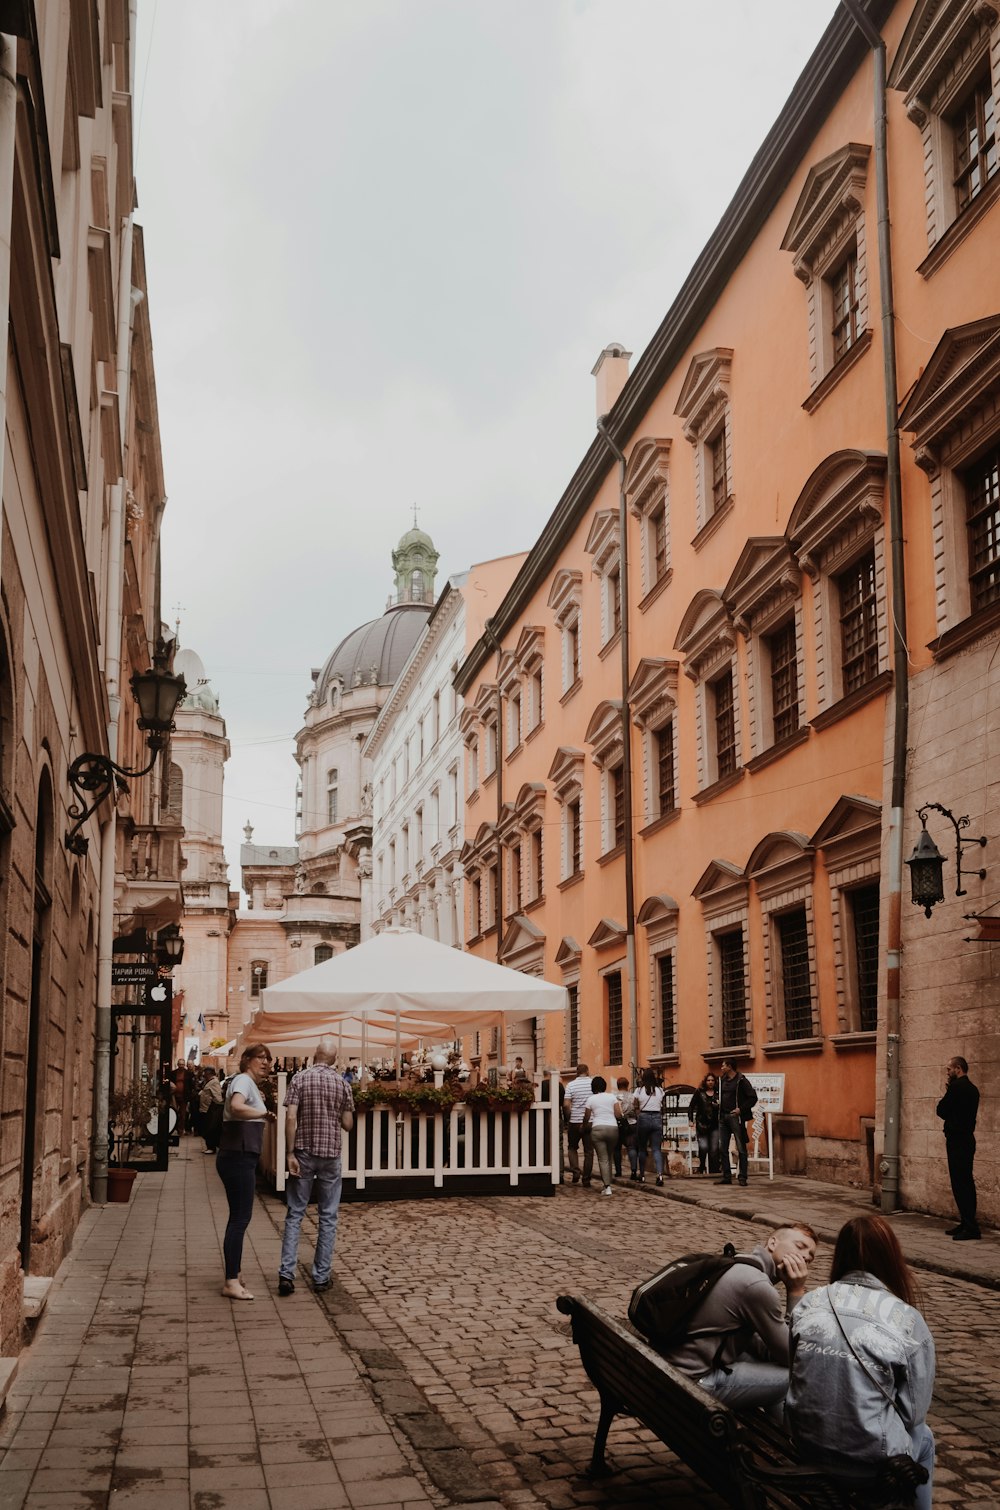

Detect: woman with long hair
[216, 1043, 275, 1300]
[687, 1072, 720, 1175]
[634, 1068, 667, 1185]
[786, 1213, 935, 1508]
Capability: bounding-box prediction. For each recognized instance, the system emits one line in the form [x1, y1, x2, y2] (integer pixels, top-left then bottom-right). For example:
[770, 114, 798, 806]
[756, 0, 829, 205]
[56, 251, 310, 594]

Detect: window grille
[839, 552, 878, 694]
[314, 944, 333, 965]
[768, 620, 799, 742]
[849, 884, 880, 1033]
[658, 953, 675, 1054]
[567, 983, 580, 1065]
[777, 907, 813, 1039]
[611, 763, 625, 847]
[656, 723, 676, 815]
[966, 447, 1000, 612]
[250, 961, 268, 998]
[509, 845, 521, 913]
[609, 567, 622, 636]
[714, 670, 737, 778]
[718, 929, 747, 1045]
[568, 799, 582, 876]
[606, 971, 623, 1064]
[830, 250, 860, 362]
[953, 70, 998, 212]
[531, 829, 543, 898]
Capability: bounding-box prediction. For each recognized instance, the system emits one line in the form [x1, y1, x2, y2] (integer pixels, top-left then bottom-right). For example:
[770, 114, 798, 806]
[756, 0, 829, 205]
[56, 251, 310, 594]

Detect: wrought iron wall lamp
[906, 802, 987, 918]
[65, 648, 186, 856]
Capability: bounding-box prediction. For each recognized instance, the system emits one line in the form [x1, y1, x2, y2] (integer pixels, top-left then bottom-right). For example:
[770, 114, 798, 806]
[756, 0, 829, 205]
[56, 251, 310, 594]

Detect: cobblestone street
[0, 1144, 998, 1509]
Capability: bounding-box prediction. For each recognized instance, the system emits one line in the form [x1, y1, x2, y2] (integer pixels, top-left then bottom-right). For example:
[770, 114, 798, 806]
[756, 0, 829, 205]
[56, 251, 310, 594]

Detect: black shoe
[313, 1279, 331, 1291]
[629, 1171, 639, 1181]
[278, 1277, 294, 1296]
[714, 1178, 732, 1185]
[571, 1173, 580, 1184]
[952, 1227, 981, 1240]
[737, 1178, 748, 1187]
[944, 1224, 964, 1235]
[655, 1176, 664, 1186]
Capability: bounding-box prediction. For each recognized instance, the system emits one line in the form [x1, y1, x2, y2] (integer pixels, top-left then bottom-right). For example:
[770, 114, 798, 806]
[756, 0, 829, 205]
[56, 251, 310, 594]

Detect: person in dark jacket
[715, 1059, 757, 1186]
[688, 1072, 720, 1175]
[936, 1055, 980, 1240]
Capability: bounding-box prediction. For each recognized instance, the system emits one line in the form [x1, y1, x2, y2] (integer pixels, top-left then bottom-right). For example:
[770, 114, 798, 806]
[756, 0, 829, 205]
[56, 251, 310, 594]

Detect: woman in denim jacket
[786, 1213, 935, 1509]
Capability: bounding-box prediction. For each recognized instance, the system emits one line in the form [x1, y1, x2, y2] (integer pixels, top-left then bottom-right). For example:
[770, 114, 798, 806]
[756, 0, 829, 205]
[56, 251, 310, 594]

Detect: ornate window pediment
[547, 568, 582, 620]
[547, 745, 585, 798]
[628, 658, 679, 730]
[587, 917, 626, 950]
[513, 624, 544, 668]
[636, 894, 679, 929]
[692, 858, 747, 907]
[585, 700, 623, 766]
[625, 436, 672, 514]
[781, 144, 871, 280]
[554, 935, 582, 968]
[745, 830, 814, 899]
[674, 590, 733, 680]
[786, 450, 887, 571]
[898, 315, 1000, 466]
[500, 913, 545, 968]
[888, 0, 998, 119]
[810, 794, 881, 861]
[513, 781, 546, 830]
[675, 348, 733, 433]
[724, 539, 799, 633]
[584, 509, 620, 569]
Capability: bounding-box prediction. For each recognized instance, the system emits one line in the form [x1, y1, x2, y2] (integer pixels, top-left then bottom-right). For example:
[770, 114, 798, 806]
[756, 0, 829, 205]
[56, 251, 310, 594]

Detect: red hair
[830, 1213, 920, 1309]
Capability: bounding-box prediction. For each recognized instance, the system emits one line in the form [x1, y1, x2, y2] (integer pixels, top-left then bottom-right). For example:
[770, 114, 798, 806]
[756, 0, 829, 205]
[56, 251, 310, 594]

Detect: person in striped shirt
[563, 1064, 595, 1186]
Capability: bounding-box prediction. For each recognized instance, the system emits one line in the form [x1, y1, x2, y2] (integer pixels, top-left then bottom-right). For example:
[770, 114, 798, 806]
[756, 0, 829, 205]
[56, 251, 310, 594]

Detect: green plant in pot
[108, 1079, 157, 1165]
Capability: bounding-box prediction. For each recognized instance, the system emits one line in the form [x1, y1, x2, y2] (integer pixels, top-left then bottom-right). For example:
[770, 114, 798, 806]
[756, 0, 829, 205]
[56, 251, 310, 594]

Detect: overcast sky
[134, 0, 840, 885]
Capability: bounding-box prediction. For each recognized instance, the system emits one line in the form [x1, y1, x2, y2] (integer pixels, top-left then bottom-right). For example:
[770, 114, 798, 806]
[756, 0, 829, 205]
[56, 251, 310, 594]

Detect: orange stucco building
[456, 0, 1000, 1212]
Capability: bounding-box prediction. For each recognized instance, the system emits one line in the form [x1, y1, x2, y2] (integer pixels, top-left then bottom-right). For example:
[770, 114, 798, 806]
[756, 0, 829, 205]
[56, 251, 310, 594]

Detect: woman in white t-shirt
[216, 1043, 275, 1300]
[582, 1076, 623, 1195]
[634, 1069, 667, 1184]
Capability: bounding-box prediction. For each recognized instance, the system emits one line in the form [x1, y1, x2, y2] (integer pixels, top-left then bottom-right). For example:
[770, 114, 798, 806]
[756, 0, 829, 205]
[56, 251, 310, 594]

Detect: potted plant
[108, 1080, 157, 1170]
[463, 1081, 535, 1113]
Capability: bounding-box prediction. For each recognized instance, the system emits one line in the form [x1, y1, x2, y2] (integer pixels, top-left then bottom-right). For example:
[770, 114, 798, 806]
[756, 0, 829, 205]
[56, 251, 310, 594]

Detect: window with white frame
[548, 745, 585, 882]
[326, 767, 338, 824]
[585, 700, 626, 855]
[626, 436, 673, 601]
[548, 569, 583, 693]
[508, 686, 522, 750]
[810, 794, 882, 1038]
[781, 143, 871, 398]
[675, 348, 734, 538]
[889, 1, 1000, 256]
[528, 666, 543, 730]
[250, 960, 269, 998]
[694, 860, 750, 1052]
[529, 826, 543, 901]
[898, 315, 1000, 649]
[675, 590, 742, 794]
[724, 538, 804, 758]
[628, 657, 679, 825]
[786, 450, 888, 716]
[747, 831, 819, 1048]
[584, 509, 623, 647]
[637, 894, 680, 1057]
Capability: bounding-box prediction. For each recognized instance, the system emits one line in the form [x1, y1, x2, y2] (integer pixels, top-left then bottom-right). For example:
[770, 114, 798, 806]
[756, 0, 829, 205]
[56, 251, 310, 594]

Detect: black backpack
[628, 1243, 764, 1350]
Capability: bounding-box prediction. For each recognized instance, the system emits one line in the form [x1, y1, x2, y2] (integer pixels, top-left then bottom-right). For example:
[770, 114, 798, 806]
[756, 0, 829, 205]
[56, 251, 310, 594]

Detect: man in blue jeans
[278, 1037, 354, 1296]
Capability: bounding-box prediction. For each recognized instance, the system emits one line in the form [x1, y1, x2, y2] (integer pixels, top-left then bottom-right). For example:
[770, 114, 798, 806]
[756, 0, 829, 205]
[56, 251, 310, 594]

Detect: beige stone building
[1, 1, 181, 1360]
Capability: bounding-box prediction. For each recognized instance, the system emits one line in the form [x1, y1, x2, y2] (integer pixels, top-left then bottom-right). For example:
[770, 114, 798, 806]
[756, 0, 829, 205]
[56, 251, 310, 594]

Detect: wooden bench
[556, 1294, 919, 1509]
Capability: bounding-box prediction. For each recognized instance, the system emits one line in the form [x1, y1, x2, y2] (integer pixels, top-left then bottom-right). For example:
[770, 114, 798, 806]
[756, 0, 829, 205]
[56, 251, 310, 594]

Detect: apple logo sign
[149, 983, 167, 1003]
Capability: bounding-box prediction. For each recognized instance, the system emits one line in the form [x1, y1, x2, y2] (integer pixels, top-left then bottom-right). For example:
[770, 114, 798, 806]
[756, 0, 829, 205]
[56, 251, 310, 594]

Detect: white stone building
[365, 554, 527, 944]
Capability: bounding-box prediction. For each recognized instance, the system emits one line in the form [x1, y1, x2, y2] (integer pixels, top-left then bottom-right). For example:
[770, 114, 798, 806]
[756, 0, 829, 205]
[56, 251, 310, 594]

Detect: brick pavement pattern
[1, 1145, 998, 1508]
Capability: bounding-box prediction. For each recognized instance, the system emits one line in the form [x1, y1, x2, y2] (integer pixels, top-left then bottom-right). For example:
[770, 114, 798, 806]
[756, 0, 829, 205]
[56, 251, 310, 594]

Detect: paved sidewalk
[0, 1145, 443, 1510]
[1, 1145, 997, 1509]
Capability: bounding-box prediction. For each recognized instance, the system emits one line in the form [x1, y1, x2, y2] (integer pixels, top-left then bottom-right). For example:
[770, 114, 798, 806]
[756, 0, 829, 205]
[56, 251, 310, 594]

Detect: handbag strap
[825, 1292, 906, 1423]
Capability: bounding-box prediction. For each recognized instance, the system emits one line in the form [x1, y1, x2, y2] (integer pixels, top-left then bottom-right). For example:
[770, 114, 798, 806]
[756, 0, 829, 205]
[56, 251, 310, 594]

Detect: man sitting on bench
[664, 1222, 818, 1420]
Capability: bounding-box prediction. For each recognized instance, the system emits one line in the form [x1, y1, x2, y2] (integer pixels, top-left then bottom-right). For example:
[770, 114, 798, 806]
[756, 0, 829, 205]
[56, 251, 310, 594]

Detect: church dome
[313, 603, 430, 704]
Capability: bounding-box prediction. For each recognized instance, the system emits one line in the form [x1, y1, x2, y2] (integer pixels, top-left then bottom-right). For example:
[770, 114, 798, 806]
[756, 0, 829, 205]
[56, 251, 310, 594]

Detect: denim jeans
[216, 1150, 258, 1280]
[699, 1357, 790, 1422]
[636, 1111, 663, 1176]
[279, 1151, 343, 1285]
[695, 1125, 721, 1174]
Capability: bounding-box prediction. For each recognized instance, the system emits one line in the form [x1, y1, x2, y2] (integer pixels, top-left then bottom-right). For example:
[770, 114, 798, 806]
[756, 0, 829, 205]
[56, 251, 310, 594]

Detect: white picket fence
[261, 1071, 561, 1196]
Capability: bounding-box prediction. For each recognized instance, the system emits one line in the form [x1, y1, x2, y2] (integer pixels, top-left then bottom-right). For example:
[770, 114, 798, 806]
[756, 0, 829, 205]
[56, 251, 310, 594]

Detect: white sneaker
[602, 1185, 613, 1196]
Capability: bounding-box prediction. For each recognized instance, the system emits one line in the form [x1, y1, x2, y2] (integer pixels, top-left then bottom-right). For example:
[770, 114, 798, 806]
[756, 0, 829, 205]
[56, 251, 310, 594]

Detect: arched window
[327, 768, 338, 824]
[411, 569, 424, 599]
[314, 944, 333, 965]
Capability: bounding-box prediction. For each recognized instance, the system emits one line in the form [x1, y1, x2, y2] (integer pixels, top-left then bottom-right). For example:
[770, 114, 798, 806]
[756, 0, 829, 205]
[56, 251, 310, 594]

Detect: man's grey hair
[315, 1035, 339, 1063]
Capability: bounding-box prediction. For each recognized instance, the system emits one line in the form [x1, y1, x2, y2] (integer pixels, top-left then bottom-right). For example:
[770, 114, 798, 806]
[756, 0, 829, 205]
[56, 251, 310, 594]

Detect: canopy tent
[233, 1013, 427, 1062]
[254, 926, 567, 1042]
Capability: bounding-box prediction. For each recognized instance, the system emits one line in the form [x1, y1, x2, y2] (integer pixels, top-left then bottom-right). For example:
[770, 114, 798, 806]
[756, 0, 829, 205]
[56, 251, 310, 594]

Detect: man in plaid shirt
[277, 1037, 354, 1296]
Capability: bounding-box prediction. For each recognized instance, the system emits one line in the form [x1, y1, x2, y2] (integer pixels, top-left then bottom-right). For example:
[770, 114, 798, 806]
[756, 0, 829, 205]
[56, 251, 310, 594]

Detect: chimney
[592, 342, 632, 419]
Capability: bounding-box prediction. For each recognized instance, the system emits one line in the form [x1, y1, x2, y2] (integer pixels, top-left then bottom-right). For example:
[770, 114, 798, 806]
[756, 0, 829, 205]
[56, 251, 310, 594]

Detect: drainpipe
[841, 0, 908, 1213]
[93, 15, 140, 1195]
[596, 418, 639, 1084]
[0, 30, 17, 566]
[483, 619, 504, 968]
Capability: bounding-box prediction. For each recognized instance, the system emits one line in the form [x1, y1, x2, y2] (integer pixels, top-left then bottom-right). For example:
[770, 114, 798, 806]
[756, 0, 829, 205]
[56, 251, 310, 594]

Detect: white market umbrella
[256, 927, 568, 1075]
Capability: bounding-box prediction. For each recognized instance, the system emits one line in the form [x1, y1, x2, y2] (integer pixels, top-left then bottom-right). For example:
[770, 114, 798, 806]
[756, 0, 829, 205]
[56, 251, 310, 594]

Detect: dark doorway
[21, 782, 53, 1273]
